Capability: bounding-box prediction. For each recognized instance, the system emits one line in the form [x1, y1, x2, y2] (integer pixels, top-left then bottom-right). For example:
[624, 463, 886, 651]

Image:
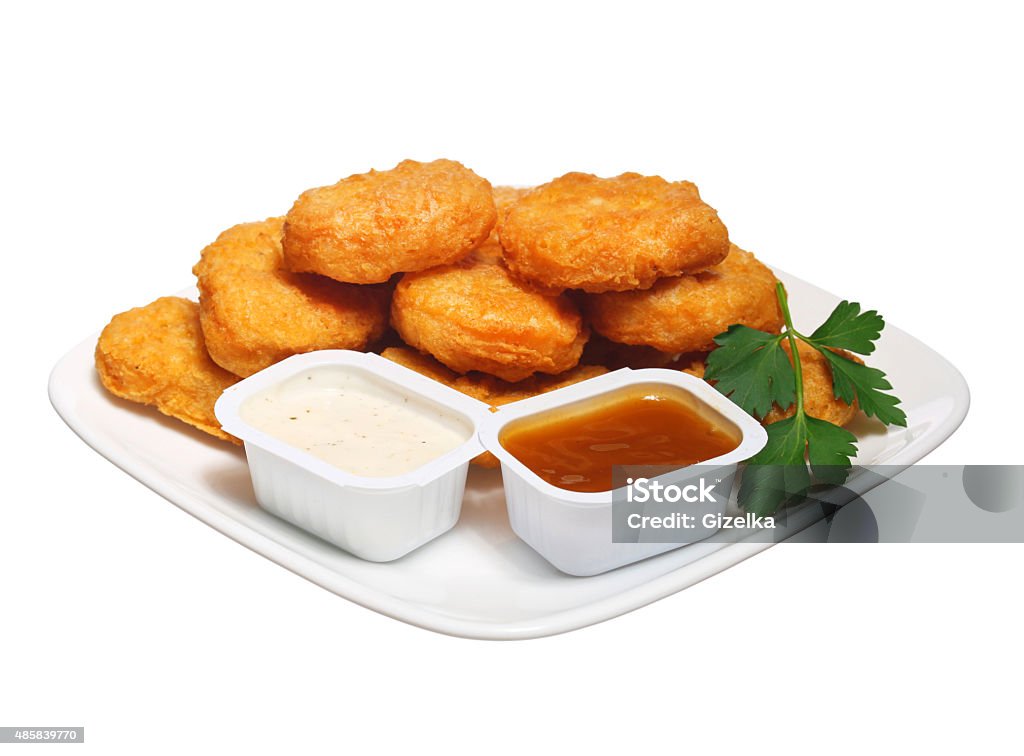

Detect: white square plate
[49, 270, 969, 639]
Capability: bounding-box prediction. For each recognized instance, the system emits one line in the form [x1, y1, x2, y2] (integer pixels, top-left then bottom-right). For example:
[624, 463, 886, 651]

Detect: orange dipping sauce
[498, 384, 741, 493]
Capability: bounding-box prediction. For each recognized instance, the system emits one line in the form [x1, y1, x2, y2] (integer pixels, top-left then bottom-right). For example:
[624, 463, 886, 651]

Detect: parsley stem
[775, 283, 805, 416]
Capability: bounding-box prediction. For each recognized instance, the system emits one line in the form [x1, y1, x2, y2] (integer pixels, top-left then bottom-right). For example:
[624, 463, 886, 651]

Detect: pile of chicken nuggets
[96, 159, 857, 457]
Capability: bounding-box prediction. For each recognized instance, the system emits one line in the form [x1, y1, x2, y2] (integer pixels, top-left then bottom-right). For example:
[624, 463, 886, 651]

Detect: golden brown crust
[95, 297, 240, 443]
[763, 342, 860, 427]
[282, 159, 496, 284]
[193, 218, 390, 377]
[584, 246, 783, 353]
[500, 172, 730, 292]
[381, 346, 607, 467]
[391, 255, 589, 382]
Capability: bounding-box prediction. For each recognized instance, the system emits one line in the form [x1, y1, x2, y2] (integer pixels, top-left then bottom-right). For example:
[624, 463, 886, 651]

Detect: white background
[2, 2, 1022, 754]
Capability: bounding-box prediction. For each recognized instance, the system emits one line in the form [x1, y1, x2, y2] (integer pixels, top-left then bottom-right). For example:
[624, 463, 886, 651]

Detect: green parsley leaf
[808, 300, 884, 355]
[704, 325, 794, 420]
[706, 283, 904, 515]
[741, 415, 811, 516]
[805, 415, 858, 483]
[817, 348, 908, 427]
[739, 413, 858, 514]
[739, 462, 809, 517]
[749, 414, 807, 466]
[740, 415, 811, 516]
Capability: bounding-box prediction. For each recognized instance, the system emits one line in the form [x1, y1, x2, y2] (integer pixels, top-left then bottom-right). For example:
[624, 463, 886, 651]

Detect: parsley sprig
[705, 284, 906, 515]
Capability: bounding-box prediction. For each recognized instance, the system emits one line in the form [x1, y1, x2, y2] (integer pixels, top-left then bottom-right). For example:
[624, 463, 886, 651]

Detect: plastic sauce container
[215, 350, 491, 561]
[478, 369, 768, 576]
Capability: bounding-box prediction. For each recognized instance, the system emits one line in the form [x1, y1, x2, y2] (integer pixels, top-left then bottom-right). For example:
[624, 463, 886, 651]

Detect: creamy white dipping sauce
[239, 366, 472, 477]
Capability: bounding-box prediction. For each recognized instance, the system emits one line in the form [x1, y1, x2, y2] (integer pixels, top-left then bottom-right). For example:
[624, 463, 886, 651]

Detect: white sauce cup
[478, 368, 769, 576]
[215, 350, 491, 562]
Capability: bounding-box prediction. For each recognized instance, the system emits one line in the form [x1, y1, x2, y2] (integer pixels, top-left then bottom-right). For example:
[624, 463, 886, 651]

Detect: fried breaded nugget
[391, 254, 589, 382]
[500, 172, 730, 292]
[763, 341, 859, 427]
[193, 218, 390, 378]
[95, 297, 239, 443]
[282, 159, 496, 284]
[584, 245, 783, 353]
[381, 347, 607, 466]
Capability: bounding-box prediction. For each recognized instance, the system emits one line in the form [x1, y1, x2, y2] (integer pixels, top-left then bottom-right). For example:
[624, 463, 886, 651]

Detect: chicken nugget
[194, 218, 390, 377]
[282, 159, 496, 284]
[95, 297, 239, 442]
[391, 254, 588, 382]
[500, 172, 730, 292]
[584, 245, 783, 353]
[763, 341, 859, 427]
[381, 347, 607, 467]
